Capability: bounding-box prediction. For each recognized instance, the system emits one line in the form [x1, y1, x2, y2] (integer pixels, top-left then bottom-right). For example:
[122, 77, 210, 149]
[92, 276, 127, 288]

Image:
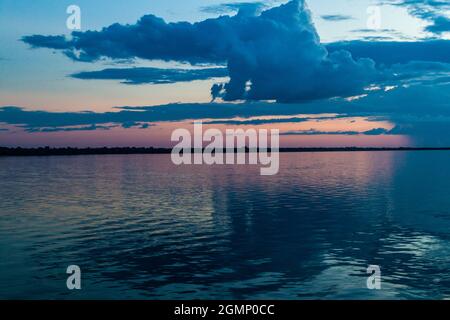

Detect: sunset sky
[1, 0, 449, 147]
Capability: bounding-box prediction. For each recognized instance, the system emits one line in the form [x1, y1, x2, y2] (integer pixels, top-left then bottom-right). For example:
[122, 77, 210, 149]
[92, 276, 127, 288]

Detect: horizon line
[2, 146, 450, 157]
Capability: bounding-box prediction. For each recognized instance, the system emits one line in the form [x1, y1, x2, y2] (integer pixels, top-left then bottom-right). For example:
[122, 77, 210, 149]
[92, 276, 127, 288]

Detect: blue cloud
[71, 67, 228, 84]
[203, 117, 311, 125]
[426, 16, 450, 34]
[321, 14, 354, 21]
[27, 124, 115, 133]
[121, 121, 153, 129]
[23, 35, 71, 50]
[363, 128, 390, 135]
[327, 40, 450, 66]
[0, 104, 337, 130]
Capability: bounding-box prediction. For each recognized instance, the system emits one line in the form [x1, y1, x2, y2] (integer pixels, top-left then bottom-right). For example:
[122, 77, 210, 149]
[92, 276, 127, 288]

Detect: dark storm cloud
[21, 0, 379, 103]
[71, 67, 228, 85]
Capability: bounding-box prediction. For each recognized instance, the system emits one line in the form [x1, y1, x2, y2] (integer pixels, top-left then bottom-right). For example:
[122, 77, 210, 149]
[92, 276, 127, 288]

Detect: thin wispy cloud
[200, 2, 267, 15]
[281, 128, 389, 136]
[320, 14, 354, 21]
[71, 67, 228, 85]
[2, 80, 450, 145]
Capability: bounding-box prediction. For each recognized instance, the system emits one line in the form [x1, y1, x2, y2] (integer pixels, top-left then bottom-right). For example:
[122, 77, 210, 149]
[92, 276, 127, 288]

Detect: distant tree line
[1, 146, 450, 157]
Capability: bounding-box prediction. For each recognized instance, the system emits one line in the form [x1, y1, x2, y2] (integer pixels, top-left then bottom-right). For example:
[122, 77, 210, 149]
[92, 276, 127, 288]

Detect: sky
[0, 0, 449, 147]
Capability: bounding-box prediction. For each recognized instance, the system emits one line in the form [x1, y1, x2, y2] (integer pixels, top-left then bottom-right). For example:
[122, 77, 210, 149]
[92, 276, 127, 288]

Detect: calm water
[1, 152, 450, 300]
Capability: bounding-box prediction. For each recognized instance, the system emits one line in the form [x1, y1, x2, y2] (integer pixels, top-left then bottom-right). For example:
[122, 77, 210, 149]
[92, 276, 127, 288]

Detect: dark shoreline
[1, 146, 450, 157]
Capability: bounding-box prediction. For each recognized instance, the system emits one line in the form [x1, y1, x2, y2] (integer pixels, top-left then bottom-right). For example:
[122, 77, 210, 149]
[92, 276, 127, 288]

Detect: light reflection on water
[1, 152, 450, 299]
